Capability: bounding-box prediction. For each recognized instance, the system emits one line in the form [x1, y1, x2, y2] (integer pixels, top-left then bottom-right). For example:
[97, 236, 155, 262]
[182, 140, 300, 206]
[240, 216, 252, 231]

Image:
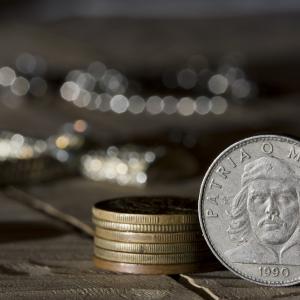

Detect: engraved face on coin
[199, 135, 300, 286]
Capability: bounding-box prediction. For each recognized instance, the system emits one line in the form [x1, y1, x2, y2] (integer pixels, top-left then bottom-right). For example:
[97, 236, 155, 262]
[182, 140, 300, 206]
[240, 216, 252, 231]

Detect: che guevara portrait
[225, 156, 300, 265]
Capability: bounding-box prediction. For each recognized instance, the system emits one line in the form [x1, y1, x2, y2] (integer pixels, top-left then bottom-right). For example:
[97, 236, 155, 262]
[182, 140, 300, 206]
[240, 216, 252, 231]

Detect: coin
[94, 247, 207, 264]
[92, 218, 199, 232]
[199, 135, 300, 286]
[93, 256, 203, 274]
[95, 227, 203, 243]
[92, 196, 198, 224]
[94, 237, 205, 254]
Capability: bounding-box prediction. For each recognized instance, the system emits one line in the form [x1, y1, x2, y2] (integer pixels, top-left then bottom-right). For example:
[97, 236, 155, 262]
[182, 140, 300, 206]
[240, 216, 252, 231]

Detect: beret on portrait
[241, 156, 299, 187]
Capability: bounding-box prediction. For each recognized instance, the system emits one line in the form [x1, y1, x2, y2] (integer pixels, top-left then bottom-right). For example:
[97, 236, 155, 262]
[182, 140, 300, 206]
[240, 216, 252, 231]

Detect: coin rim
[92, 206, 198, 224]
[93, 256, 203, 274]
[94, 246, 206, 264]
[92, 218, 199, 232]
[95, 227, 203, 243]
[94, 236, 205, 254]
[198, 134, 300, 286]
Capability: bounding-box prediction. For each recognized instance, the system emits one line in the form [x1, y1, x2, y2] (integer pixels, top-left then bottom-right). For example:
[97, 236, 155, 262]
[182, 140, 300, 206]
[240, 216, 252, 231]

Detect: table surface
[1, 101, 300, 300]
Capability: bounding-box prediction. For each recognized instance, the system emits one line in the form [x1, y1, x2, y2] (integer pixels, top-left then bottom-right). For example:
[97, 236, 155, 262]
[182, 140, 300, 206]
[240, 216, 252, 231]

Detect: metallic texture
[199, 135, 300, 286]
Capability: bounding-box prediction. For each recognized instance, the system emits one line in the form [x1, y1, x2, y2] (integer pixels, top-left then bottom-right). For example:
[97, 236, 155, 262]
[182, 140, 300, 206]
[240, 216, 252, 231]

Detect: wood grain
[0, 190, 203, 299]
[180, 271, 300, 300]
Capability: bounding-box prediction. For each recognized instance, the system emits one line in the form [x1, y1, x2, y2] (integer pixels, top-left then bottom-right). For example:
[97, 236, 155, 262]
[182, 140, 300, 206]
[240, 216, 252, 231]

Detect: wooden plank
[0, 192, 203, 299]
[0, 274, 203, 300]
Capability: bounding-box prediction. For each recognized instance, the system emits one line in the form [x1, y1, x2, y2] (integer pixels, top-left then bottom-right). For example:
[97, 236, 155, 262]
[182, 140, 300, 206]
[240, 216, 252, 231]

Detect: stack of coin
[92, 196, 212, 274]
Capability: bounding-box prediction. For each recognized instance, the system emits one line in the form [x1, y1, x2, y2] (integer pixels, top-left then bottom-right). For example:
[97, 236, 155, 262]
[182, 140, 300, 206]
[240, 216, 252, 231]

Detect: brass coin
[93, 218, 199, 232]
[95, 227, 206, 245]
[94, 237, 206, 254]
[93, 256, 204, 274]
[95, 227, 203, 243]
[93, 196, 198, 224]
[94, 247, 208, 264]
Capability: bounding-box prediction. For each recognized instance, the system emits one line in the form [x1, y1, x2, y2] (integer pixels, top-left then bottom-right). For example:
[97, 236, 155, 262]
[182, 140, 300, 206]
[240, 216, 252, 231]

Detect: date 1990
[259, 266, 290, 277]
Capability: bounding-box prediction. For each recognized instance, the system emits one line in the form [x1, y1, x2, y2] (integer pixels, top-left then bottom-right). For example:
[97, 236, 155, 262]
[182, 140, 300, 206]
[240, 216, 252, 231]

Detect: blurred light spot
[55, 136, 70, 149]
[60, 81, 80, 101]
[136, 172, 147, 184]
[11, 134, 24, 146]
[146, 96, 164, 115]
[88, 61, 106, 77]
[163, 96, 177, 115]
[98, 93, 111, 112]
[177, 68, 197, 89]
[77, 72, 96, 90]
[102, 69, 127, 94]
[0, 67, 16, 86]
[34, 140, 47, 153]
[210, 96, 228, 115]
[30, 77, 47, 97]
[19, 145, 33, 159]
[55, 150, 69, 162]
[116, 162, 128, 175]
[231, 79, 251, 98]
[66, 70, 81, 81]
[208, 74, 228, 95]
[110, 95, 129, 113]
[224, 67, 245, 84]
[108, 76, 125, 94]
[104, 163, 117, 179]
[16, 53, 36, 74]
[80, 145, 157, 186]
[90, 158, 102, 172]
[86, 92, 99, 110]
[108, 77, 120, 90]
[144, 151, 156, 163]
[74, 119, 88, 133]
[195, 96, 210, 115]
[0, 141, 11, 158]
[128, 95, 145, 114]
[107, 146, 118, 156]
[74, 89, 91, 108]
[129, 151, 139, 160]
[11, 77, 30, 96]
[177, 97, 195, 116]
[91, 94, 101, 109]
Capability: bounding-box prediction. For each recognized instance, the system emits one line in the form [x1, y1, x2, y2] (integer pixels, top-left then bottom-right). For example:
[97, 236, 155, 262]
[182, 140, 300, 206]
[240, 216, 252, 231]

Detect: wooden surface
[4, 175, 300, 299]
[0, 190, 204, 300]
[180, 271, 300, 299]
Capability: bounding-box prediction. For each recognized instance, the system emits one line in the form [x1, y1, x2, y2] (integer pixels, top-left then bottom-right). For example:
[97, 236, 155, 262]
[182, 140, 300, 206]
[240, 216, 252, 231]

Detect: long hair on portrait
[227, 185, 251, 244]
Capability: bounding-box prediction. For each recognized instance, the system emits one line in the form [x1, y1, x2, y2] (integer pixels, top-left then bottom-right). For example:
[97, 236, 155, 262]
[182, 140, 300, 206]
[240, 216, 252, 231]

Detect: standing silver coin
[199, 135, 300, 286]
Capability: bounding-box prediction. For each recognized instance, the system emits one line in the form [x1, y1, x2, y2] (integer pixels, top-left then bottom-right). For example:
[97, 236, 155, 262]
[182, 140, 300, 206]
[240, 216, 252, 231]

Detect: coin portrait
[199, 135, 300, 286]
[225, 156, 300, 264]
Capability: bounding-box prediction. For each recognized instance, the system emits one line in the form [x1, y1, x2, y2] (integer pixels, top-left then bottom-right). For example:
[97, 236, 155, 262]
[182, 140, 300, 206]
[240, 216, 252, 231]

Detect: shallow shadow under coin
[0, 221, 68, 243]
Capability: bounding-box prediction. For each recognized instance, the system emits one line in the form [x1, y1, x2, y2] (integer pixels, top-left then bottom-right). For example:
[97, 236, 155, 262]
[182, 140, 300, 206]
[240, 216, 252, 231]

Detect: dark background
[0, 1, 300, 175]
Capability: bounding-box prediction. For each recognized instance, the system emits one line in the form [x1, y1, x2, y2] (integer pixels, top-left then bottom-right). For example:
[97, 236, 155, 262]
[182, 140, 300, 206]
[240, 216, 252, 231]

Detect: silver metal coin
[199, 135, 300, 286]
